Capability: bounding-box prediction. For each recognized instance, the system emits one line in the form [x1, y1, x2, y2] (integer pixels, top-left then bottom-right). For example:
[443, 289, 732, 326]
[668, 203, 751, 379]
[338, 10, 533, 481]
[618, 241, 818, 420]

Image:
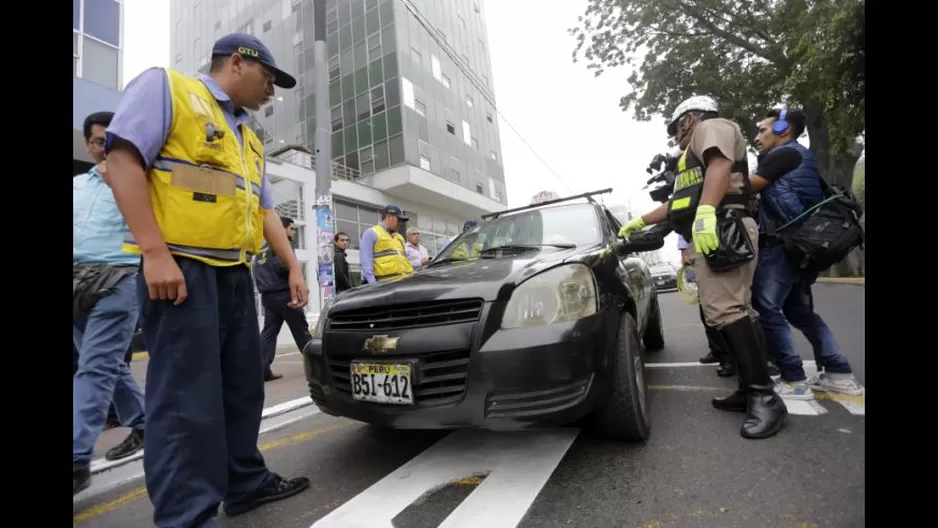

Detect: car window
[436, 203, 603, 261]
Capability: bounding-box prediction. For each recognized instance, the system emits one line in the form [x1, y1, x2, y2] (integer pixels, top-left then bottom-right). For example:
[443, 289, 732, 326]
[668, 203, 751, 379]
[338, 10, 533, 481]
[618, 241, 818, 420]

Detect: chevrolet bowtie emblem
[362, 335, 399, 353]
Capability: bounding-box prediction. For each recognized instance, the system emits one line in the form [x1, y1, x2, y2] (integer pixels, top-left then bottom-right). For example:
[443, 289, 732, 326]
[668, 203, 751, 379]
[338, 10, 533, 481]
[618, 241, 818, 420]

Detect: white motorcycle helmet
[667, 95, 719, 137]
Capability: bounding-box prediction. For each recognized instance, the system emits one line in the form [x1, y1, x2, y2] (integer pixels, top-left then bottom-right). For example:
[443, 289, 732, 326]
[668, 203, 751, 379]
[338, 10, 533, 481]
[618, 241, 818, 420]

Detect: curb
[816, 277, 865, 285]
[89, 397, 314, 476]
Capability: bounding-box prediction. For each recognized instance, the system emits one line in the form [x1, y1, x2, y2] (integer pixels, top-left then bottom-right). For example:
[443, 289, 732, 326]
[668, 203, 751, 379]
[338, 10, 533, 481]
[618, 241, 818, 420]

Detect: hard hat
[667, 95, 719, 137]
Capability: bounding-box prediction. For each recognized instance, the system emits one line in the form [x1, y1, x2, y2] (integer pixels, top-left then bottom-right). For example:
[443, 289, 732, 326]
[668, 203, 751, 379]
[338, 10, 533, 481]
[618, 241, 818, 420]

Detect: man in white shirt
[405, 227, 430, 268]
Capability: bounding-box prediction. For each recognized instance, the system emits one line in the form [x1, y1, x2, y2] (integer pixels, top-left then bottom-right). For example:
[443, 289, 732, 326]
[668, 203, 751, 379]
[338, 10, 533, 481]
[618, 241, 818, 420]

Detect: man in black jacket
[255, 217, 312, 381]
[333, 232, 352, 293]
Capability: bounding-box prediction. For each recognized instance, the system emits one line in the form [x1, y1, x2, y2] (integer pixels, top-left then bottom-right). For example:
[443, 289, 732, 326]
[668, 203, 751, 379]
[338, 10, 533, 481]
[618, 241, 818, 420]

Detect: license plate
[350, 362, 414, 405]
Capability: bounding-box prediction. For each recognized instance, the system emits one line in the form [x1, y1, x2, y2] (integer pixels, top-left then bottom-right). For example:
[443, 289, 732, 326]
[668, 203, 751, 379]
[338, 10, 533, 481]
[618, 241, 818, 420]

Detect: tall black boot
[719, 317, 787, 439]
[751, 318, 780, 376]
[705, 325, 737, 377]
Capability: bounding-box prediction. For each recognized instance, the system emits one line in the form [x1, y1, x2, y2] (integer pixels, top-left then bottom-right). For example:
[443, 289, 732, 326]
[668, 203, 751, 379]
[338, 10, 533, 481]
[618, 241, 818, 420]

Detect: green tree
[569, 0, 865, 188]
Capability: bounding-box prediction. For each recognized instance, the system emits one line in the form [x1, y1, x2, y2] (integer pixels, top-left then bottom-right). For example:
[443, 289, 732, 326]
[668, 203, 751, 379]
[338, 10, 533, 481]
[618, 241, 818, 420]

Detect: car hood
[331, 246, 593, 310]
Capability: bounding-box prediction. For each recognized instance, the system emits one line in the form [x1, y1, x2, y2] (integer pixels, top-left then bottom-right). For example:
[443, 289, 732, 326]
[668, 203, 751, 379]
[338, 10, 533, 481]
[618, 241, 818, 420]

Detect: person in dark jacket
[333, 232, 352, 293]
[750, 108, 863, 400]
[255, 217, 312, 381]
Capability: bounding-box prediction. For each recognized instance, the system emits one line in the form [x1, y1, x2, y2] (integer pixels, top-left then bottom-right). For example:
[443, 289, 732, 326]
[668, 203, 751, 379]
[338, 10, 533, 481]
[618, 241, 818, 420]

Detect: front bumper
[303, 306, 616, 430]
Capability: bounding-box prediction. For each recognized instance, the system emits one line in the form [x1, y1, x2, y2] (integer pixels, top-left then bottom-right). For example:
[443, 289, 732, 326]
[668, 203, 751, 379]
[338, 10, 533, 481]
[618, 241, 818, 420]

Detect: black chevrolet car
[303, 189, 666, 441]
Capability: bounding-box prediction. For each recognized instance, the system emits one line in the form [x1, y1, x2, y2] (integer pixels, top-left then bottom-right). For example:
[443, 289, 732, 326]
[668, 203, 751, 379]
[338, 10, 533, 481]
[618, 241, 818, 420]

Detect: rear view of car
[649, 263, 678, 292]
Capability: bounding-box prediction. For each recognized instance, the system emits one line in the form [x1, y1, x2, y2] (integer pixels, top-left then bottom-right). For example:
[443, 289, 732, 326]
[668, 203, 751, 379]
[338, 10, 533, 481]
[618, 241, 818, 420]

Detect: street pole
[313, 0, 335, 310]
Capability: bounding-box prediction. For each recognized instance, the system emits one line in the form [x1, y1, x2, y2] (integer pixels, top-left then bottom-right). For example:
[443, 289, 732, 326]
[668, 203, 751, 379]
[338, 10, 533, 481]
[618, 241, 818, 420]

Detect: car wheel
[642, 295, 665, 352]
[592, 312, 651, 441]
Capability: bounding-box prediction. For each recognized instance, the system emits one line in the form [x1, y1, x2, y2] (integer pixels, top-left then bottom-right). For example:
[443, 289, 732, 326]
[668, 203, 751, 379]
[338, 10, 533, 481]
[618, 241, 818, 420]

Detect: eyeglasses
[89, 138, 106, 148]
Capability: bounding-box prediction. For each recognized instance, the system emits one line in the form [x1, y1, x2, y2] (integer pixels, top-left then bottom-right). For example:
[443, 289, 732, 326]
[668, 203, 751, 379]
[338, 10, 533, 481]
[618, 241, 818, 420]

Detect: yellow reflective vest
[370, 225, 413, 280]
[450, 240, 482, 260]
[122, 68, 267, 267]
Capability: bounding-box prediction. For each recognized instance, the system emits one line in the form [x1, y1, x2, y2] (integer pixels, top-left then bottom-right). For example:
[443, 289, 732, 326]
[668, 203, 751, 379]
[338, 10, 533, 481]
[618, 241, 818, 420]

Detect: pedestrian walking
[73, 111, 147, 494]
[618, 95, 787, 439]
[102, 34, 310, 527]
[255, 216, 313, 381]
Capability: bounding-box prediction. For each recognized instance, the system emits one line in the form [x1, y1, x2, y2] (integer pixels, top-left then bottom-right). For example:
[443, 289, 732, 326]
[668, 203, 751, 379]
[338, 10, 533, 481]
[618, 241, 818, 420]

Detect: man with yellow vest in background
[102, 34, 309, 528]
[450, 219, 483, 259]
[359, 205, 414, 284]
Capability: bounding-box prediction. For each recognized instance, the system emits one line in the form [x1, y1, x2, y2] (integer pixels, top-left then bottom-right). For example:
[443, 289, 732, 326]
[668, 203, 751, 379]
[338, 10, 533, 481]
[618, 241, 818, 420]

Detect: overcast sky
[121, 0, 683, 264]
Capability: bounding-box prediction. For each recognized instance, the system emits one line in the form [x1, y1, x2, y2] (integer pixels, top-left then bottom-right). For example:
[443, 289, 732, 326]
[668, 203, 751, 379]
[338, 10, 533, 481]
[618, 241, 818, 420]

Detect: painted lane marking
[815, 391, 865, 415]
[649, 385, 863, 417]
[89, 396, 315, 475]
[73, 417, 344, 524]
[79, 404, 321, 503]
[311, 428, 579, 528]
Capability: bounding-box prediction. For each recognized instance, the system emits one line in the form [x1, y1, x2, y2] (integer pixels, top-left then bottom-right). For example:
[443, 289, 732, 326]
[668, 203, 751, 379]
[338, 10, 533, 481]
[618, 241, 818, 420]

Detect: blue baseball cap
[380, 205, 409, 221]
[212, 33, 296, 89]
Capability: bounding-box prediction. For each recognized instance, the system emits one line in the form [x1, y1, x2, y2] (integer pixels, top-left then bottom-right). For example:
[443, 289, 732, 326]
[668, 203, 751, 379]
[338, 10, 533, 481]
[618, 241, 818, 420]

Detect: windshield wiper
[426, 257, 467, 268]
[481, 243, 575, 253]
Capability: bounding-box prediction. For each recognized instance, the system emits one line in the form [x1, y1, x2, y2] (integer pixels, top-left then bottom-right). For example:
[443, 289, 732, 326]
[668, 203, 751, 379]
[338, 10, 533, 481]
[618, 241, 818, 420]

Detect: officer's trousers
[689, 216, 761, 328]
[138, 257, 274, 528]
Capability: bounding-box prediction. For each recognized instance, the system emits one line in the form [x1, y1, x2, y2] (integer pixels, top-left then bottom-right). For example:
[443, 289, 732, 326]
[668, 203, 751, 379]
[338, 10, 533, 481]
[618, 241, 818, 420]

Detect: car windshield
[434, 203, 603, 262]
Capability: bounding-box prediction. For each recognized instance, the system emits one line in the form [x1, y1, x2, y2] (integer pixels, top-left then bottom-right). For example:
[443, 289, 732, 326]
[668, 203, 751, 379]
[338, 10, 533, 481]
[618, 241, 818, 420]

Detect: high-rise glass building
[169, 0, 507, 259]
[73, 0, 125, 173]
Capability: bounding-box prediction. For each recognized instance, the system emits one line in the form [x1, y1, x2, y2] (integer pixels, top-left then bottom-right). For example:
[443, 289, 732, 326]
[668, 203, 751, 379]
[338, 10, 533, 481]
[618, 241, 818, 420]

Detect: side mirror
[615, 236, 665, 256]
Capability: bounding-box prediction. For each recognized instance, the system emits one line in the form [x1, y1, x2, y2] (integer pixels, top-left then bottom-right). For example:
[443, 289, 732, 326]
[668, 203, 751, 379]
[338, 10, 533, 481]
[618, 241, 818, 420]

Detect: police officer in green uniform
[618, 95, 787, 439]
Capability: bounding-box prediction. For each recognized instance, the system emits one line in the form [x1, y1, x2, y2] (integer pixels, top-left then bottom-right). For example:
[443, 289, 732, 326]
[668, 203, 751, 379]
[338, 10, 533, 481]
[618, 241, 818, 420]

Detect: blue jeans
[752, 246, 853, 382]
[73, 274, 146, 470]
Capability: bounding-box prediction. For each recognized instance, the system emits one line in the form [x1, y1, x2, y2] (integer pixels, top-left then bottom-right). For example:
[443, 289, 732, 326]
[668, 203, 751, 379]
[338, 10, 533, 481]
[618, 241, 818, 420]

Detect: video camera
[644, 152, 678, 204]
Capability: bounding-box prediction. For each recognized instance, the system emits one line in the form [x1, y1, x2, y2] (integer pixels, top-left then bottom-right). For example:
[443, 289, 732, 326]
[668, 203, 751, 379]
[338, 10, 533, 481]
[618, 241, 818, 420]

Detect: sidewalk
[92, 345, 310, 459]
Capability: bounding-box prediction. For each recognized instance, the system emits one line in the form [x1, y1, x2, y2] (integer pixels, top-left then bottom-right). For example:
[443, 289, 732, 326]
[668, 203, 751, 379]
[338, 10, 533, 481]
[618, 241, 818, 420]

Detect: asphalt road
[74, 283, 865, 528]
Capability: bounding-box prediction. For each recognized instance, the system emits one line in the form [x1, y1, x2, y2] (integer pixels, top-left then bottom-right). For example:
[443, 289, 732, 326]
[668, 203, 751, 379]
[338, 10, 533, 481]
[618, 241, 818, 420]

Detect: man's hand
[618, 217, 646, 239]
[421, 256, 431, 264]
[692, 205, 719, 255]
[143, 249, 188, 305]
[287, 267, 309, 309]
[681, 248, 693, 266]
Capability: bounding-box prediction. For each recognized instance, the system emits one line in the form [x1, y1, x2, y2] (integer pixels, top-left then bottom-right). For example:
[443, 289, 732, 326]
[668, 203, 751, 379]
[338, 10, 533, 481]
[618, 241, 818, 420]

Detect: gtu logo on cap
[238, 46, 260, 57]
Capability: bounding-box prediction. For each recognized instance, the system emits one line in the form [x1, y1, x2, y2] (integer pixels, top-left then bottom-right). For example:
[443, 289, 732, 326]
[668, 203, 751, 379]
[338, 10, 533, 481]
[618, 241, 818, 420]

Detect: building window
[263, 20, 272, 32]
[371, 86, 386, 114]
[466, 96, 474, 108]
[81, 36, 119, 89]
[431, 55, 442, 81]
[264, 106, 274, 117]
[475, 183, 484, 195]
[450, 169, 460, 182]
[368, 33, 381, 60]
[462, 121, 471, 146]
[329, 55, 340, 82]
[496, 190, 504, 203]
[415, 99, 426, 117]
[442, 74, 451, 89]
[487, 112, 494, 123]
[84, 0, 120, 46]
[446, 122, 455, 135]
[420, 155, 431, 171]
[331, 105, 343, 132]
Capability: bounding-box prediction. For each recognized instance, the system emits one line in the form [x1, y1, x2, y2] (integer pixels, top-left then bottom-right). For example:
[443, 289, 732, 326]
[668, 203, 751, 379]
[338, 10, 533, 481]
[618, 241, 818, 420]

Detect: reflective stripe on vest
[121, 68, 268, 268]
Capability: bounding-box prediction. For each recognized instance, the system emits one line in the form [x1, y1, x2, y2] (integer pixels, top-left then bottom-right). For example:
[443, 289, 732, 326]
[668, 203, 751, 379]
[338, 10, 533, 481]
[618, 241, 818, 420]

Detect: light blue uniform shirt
[73, 167, 139, 265]
[359, 228, 378, 284]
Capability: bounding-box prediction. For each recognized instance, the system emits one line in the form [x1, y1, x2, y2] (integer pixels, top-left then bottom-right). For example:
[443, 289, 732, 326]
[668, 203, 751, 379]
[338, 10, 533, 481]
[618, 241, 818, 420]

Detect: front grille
[328, 299, 483, 332]
[328, 349, 470, 406]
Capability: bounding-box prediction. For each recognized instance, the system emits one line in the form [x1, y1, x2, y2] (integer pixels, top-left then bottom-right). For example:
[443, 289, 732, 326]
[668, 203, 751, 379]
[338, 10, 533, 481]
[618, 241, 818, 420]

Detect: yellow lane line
[73, 423, 349, 524]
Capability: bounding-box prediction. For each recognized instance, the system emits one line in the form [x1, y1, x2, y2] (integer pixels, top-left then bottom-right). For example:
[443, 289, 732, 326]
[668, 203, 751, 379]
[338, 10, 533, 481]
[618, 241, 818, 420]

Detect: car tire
[642, 295, 665, 352]
[592, 312, 651, 442]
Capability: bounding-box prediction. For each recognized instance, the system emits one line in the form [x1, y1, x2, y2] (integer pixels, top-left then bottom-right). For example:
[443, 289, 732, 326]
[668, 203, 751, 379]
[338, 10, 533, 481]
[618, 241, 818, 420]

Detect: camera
[644, 151, 678, 203]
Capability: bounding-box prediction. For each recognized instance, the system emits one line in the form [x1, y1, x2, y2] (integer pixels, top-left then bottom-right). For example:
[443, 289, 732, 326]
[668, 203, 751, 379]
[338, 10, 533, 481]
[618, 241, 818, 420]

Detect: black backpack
[776, 178, 865, 273]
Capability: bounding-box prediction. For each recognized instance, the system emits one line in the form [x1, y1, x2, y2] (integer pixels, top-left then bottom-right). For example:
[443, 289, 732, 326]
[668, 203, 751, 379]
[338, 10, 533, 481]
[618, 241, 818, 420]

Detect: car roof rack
[481, 188, 613, 221]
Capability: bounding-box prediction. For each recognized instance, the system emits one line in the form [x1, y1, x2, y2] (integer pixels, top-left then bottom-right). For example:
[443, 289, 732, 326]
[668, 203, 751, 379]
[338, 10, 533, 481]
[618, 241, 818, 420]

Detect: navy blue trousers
[138, 257, 274, 528]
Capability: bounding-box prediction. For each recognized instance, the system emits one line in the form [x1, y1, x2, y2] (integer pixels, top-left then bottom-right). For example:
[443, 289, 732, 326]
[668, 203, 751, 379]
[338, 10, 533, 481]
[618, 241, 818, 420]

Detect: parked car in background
[303, 189, 666, 441]
[649, 263, 678, 292]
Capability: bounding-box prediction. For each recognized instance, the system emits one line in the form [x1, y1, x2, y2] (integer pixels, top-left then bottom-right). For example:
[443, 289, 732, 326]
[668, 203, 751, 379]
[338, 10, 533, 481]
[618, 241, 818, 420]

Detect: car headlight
[501, 264, 598, 329]
[310, 297, 335, 339]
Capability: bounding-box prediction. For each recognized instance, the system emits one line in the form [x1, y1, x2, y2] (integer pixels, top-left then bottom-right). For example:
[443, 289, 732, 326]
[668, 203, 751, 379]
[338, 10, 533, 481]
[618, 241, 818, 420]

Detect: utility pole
[312, 0, 335, 309]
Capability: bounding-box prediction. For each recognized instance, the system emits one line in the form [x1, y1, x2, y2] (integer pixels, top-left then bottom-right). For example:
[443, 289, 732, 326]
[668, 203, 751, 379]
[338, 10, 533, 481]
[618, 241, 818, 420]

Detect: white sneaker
[774, 378, 815, 400]
[807, 373, 864, 396]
